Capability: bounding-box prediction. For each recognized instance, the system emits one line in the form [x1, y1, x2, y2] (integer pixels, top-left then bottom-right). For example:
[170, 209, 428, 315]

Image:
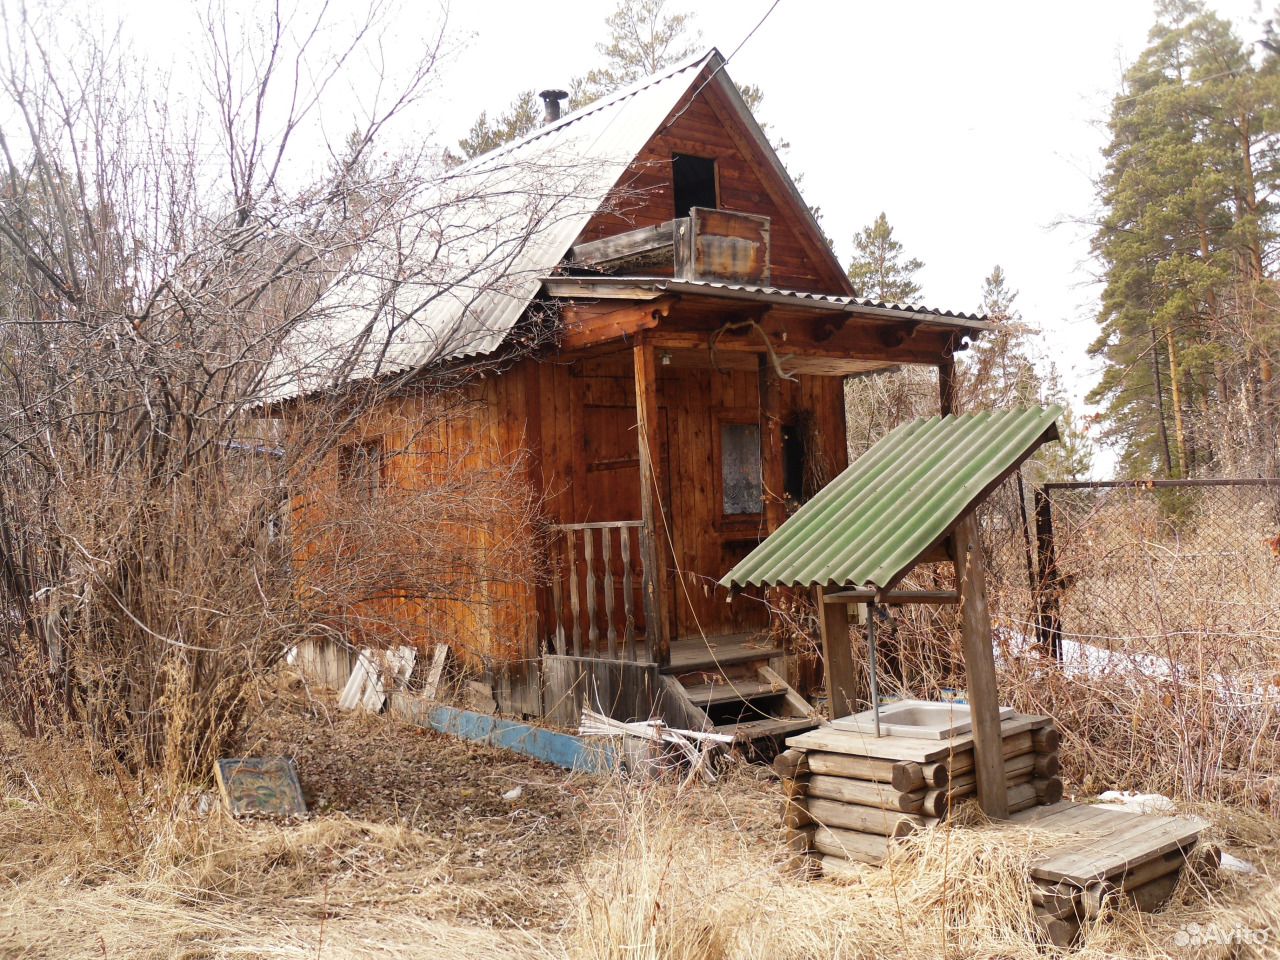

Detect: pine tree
[845, 212, 924, 303]
[578, 0, 700, 100]
[1087, 0, 1274, 477]
[451, 92, 542, 163]
[449, 0, 772, 163]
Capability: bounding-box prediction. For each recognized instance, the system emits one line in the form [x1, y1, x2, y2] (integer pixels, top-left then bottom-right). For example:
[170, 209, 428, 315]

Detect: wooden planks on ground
[1016, 801, 1208, 884]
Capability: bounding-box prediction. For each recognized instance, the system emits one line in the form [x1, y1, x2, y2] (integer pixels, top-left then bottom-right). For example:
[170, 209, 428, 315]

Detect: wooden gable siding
[574, 78, 850, 296]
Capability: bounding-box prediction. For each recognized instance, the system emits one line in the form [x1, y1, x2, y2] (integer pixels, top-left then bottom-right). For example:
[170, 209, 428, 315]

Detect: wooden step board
[683, 678, 785, 706]
[665, 634, 782, 674]
[658, 659, 819, 744]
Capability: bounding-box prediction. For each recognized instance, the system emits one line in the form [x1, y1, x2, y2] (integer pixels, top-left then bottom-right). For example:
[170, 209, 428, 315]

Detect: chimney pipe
[538, 89, 568, 125]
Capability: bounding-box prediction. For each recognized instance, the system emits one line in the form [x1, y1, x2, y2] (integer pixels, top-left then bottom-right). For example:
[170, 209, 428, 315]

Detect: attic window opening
[672, 153, 717, 218]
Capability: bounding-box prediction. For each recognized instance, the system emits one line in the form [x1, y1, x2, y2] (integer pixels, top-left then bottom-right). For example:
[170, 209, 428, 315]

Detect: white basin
[831, 699, 1015, 740]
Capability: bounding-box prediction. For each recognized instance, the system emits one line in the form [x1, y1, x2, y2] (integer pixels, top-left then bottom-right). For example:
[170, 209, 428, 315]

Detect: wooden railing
[546, 521, 656, 662]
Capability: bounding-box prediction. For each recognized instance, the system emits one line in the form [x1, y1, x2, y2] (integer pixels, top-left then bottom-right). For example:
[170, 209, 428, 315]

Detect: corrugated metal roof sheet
[543, 276, 991, 328]
[264, 51, 720, 400]
[719, 405, 1062, 592]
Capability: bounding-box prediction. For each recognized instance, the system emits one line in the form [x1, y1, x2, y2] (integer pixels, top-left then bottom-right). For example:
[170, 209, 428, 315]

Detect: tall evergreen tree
[1087, 0, 1278, 477]
[845, 212, 924, 303]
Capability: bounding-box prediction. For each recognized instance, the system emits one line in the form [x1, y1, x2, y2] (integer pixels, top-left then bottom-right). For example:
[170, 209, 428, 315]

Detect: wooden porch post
[633, 337, 670, 666]
[953, 512, 1009, 818]
[816, 586, 857, 720]
[938, 353, 957, 417]
[759, 354, 787, 533]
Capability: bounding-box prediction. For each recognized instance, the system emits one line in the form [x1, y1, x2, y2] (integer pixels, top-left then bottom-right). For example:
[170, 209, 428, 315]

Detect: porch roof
[540, 276, 993, 333]
[719, 405, 1062, 594]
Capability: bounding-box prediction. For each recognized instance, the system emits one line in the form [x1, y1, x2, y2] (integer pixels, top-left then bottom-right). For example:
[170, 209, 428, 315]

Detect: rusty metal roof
[266, 51, 722, 400]
[541, 276, 991, 329]
[719, 406, 1062, 593]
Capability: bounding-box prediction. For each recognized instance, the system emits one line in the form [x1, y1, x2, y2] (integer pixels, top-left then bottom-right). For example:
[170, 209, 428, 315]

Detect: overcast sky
[92, 0, 1270, 475]
[427, 0, 1268, 475]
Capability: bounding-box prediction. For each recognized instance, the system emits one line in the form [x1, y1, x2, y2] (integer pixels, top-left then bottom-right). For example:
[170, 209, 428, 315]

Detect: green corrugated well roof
[720, 405, 1062, 593]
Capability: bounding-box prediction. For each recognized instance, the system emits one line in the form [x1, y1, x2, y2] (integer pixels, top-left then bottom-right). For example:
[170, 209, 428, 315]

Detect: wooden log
[812, 825, 892, 865]
[1032, 725, 1060, 753]
[919, 761, 949, 789]
[1035, 776, 1064, 805]
[1031, 880, 1083, 915]
[944, 733, 1033, 776]
[921, 788, 953, 819]
[1006, 781, 1038, 812]
[818, 853, 870, 879]
[1035, 913, 1080, 948]
[805, 775, 926, 813]
[1081, 880, 1115, 920]
[773, 748, 809, 780]
[805, 753, 925, 792]
[1126, 869, 1182, 912]
[1033, 752, 1060, 778]
[1117, 845, 1190, 893]
[804, 797, 924, 838]
[1034, 895, 1080, 922]
[779, 761, 812, 875]
[944, 751, 1037, 798]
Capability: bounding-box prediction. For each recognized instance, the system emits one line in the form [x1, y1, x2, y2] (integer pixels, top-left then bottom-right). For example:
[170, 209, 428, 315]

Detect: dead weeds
[1, 676, 1278, 959]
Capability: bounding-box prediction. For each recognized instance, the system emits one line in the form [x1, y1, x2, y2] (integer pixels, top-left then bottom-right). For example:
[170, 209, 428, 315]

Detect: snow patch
[1095, 790, 1177, 815]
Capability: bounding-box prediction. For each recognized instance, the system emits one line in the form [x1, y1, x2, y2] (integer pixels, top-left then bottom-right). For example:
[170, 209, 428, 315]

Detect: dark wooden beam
[633, 337, 670, 666]
[939, 353, 958, 416]
[759, 353, 786, 533]
[822, 589, 960, 605]
[816, 586, 858, 720]
[559, 296, 677, 351]
[953, 513, 1008, 818]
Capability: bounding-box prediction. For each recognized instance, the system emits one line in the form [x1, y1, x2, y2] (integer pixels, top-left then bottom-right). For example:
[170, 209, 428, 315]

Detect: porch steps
[659, 635, 820, 753]
[682, 678, 785, 707]
[663, 634, 784, 674]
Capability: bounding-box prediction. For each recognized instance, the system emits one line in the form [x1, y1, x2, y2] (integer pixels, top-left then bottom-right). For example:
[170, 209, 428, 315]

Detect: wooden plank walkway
[1012, 800, 1208, 884]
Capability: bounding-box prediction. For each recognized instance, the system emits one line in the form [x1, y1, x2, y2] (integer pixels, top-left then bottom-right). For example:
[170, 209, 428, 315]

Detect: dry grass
[3, 698, 1278, 960]
[566, 790, 1280, 960]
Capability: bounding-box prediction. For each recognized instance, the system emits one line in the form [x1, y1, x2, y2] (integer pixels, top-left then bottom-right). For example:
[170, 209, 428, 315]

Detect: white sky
[91, 0, 1271, 475]
[427, 0, 1267, 476]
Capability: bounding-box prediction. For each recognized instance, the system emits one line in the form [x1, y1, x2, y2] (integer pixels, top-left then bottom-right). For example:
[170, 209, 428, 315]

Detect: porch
[532, 279, 988, 739]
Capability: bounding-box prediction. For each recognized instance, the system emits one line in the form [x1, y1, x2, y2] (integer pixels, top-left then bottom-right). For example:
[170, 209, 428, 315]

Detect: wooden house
[284, 49, 990, 741]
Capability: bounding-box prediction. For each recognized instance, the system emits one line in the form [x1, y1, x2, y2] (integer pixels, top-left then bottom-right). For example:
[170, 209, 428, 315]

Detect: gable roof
[719, 406, 1062, 594]
[266, 51, 719, 399]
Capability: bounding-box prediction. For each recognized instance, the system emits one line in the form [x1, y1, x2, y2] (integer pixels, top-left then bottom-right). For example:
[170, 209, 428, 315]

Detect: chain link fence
[1031, 479, 1280, 669]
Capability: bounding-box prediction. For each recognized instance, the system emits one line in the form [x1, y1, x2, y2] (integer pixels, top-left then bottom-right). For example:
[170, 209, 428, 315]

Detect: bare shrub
[0, 2, 568, 791]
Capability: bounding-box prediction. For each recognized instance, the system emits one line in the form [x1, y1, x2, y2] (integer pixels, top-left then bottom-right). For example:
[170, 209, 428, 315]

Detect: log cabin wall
[533, 347, 847, 644]
[574, 76, 851, 296]
[288, 373, 542, 683]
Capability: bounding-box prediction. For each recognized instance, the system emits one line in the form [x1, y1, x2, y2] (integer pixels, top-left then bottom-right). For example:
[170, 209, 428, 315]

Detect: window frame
[713, 410, 764, 527]
[337, 437, 385, 505]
